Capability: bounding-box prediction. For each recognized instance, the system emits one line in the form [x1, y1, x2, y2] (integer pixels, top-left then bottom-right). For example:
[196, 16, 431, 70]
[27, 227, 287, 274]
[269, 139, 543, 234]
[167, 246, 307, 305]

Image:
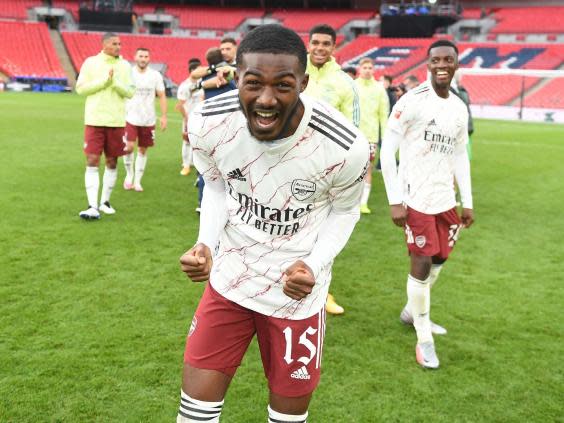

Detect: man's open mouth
[254, 110, 279, 129]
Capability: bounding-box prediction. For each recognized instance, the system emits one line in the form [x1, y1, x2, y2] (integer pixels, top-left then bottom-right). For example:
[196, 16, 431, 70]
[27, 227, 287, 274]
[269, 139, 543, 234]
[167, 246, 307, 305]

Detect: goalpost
[456, 67, 564, 124]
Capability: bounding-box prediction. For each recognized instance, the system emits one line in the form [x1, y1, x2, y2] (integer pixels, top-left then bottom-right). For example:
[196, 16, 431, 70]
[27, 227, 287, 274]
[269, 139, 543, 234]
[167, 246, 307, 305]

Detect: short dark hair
[206, 48, 224, 66]
[404, 74, 419, 84]
[188, 59, 201, 72]
[220, 37, 237, 46]
[343, 66, 357, 75]
[427, 39, 458, 56]
[309, 24, 337, 44]
[382, 74, 393, 84]
[102, 32, 118, 42]
[236, 24, 307, 73]
[136, 47, 149, 53]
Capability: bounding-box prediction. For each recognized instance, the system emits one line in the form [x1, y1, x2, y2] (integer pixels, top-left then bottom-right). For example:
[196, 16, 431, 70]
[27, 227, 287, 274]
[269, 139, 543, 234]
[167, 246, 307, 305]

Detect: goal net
[456, 67, 564, 123]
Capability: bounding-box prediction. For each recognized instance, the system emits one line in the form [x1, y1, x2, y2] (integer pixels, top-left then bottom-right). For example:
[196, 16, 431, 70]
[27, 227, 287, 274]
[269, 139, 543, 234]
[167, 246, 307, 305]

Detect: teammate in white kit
[381, 40, 474, 369]
[176, 58, 204, 176]
[177, 25, 368, 422]
[123, 48, 167, 192]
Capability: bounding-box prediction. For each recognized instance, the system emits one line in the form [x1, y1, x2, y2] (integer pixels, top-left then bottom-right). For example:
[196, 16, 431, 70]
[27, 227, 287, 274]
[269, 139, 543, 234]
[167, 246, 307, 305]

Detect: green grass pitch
[0, 92, 562, 422]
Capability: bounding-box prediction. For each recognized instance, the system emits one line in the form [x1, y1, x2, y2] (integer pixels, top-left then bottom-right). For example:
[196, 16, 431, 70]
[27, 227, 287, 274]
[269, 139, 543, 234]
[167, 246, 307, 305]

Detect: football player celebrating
[177, 25, 368, 422]
[381, 40, 474, 369]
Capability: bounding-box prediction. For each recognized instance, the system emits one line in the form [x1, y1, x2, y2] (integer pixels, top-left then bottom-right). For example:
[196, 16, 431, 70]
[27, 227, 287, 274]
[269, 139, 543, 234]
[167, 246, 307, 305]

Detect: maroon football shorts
[125, 122, 155, 147]
[405, 206, 462, 260]
[83, 125, 126, 157]
[184, 283, 326, 397]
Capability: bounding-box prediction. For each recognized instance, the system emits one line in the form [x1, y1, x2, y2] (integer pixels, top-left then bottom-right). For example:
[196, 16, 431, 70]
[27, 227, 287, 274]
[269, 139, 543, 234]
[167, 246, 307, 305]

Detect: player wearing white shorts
[176, 58, 204, 176]
[123, 48, 167, 192]
[177, 25, 368, 422]
[381, 40, 474, 369]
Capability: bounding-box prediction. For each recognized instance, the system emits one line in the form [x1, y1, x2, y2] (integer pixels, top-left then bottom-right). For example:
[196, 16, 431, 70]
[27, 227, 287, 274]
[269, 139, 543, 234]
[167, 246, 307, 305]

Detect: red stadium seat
[339, 36, 564, 107]
[62, 31, 222, 84]
[394, 43, 564, 106]
[272, 9, 375, 32]
[0, 21, 65, 78]
[148, 6, 265, 30]
[461, 8, 490, 20]
[0, 0, 39, 20]
[524, 78, 564, 109]
[490, 7, 564, 34]
[337, 36, 430, 79]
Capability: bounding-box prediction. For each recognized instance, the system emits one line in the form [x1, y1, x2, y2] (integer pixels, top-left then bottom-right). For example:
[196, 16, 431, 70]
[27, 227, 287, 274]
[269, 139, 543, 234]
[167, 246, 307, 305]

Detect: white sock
[177, 390, 223, 423]
[85, 166, 99, 208]
[360, 182, 371, 206]
[134, 152, 147, 186]
[123, 152, 134, 183]
[100, 167, 117, 205]
[182, 142, 192, 167]
[268, 405, 308, 423]
[407, 274, 433, 344]
[429, 264, 443, 289]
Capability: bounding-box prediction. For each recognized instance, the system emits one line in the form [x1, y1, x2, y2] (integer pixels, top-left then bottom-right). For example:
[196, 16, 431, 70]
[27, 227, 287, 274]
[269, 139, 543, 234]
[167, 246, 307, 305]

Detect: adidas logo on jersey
[428, 119, 437, 126]
[290, 366, 311, 380]
[227, 168, 246, 181]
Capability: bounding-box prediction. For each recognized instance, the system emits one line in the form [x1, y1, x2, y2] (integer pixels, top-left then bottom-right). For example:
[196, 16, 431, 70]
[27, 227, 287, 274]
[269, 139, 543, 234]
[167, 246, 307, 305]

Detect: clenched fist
[283, 260, 315, 300]
[180, 243, 213, 282]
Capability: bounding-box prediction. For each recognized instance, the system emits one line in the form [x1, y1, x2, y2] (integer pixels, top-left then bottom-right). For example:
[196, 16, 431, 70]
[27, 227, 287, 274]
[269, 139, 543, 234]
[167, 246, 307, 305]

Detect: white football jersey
[126, 67, 165, 127]
[386, 81, 469, 214]
[189, 90, 369, 320]
[177, 78, 204, 130]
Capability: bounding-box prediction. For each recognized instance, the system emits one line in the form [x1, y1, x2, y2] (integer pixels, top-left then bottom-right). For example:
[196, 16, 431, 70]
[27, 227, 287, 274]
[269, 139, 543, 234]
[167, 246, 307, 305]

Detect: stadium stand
[2, 0, 563, 114]
[169, 6, 264, 30]
[394, 42, 564, 106]
[339, 36, 563, 107]
[0, 0, 39, 20]
[490, 6, 564, 34]
[0, 0, 81, 20]
[52, 0, 80, 20]
[0, 20, 65, 78]
[271, 9, 375, 32]
[461, 8, 489, 20]
[524, 78, 564, 109]
[337, 36, 430, 78]
[134, 4, 265, 30]
[61, 31, 220, 84]
[133, 3, 162, 16]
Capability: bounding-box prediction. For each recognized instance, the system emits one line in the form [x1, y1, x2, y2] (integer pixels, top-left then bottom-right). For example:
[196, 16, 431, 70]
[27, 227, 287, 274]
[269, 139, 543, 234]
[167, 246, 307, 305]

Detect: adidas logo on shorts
[290, 366, 311, 380]
[227, 168, 246, 181]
